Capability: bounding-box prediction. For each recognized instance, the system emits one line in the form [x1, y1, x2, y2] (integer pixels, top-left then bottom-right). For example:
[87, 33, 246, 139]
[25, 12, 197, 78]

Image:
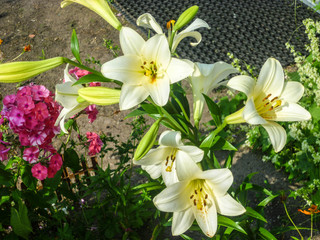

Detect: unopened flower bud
[0, 57, 65, 83]
[134, 118, 163, 161]
[173, 5, 198, 31]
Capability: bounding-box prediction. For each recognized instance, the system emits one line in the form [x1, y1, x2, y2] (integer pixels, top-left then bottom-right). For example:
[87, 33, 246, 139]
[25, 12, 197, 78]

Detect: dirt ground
[0, 0, 315, 238]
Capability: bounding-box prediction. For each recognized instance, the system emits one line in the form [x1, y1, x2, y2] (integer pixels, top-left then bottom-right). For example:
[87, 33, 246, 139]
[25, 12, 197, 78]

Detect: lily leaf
[246, 207, 267, 223]
[258, 227, 277, 240]
[72, 73, 113, 86]
[218, 215, 247, 235]
[71, 29, 81, 64]
[203, 94, 221, 126]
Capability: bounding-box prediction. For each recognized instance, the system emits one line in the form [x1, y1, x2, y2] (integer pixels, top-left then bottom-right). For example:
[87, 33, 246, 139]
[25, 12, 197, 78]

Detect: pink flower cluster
[69, 67, 100, 123]
[1, 84, 63, 180]
[1, 84, 60, 148]
[86, 132, 103, 156]
[31, 154, 63, 180]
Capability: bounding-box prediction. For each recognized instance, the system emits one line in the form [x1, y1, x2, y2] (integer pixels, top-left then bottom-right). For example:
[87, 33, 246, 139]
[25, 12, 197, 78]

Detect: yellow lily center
[255, 93, 282, 118]
[165, 148, 178, 172]
[189, 180, 211, 212]
[141, 61, 158, 84]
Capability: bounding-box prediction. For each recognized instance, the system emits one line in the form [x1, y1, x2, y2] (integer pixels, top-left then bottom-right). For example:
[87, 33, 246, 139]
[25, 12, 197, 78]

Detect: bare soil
[0, 0, 315, 239]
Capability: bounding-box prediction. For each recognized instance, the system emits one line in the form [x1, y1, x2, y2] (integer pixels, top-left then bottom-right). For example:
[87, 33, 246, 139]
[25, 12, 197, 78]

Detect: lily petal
[136, 13, 163, 34]
[175, 151, 201, 181]
[193, 198, 218, 238]
[172, 208, 194, 236]
[159, 131, 182, 147]
[270, 102, 311, 122]
[261, 121, 287, 152]
[120, 27, 145, 55]
[179, 145, 204, 163]
[55, 82, 82, 109]
[135, 147, 171, 166]
[119, 84, 149, 110]
[55, 102, 89, 133]
[144, 73, 170, 106]
[167, 58, 194, 84]
[205, 62, 238, 90]
[227, 75, 255, 97]
[101, 55, 143, 84]
[255, 58, 284, 98]
[201, 169, 233, 197]
[280, 81, 305, 102]
[243, 98, 267, 125]
[215, 194, 246, 216]
[180, 18, 211, 34]
[153, 180, 190, 212]
[162, 158, 179, 186]
[141, 164, 162, 179]
[142, 34, 171, 70]
[171, 31, 202, 53]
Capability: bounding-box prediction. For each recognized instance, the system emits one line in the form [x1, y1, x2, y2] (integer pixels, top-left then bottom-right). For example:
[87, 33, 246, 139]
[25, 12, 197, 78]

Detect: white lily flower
[101, 27, 194, 110]
[134, 131, 204, 186]
[225, 58, 311, 152]
[55, 65, 90, 133]
[153, 157, 245, 237]
[136, 13, 210, 53]
[189, 62, 238, 126]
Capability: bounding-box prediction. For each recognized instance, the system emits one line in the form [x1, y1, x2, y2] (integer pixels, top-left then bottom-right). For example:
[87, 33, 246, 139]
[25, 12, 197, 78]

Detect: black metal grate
[112, 0, 320, 70]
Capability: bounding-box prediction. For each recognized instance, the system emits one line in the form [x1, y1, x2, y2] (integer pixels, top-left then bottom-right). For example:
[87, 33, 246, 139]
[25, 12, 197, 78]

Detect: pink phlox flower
[49, 154, 63, 171]
[23, 146, 39, 164]
[89, 82, 101, 87]
[9, 108, 25, 127]
[34, 102, 49, 121]
[3, 94, 16, 108]
[25, 112, 39, 130]
[47, 166, 58, 178]
[32, 85, 50, 101]
[16, 86, 32, 98]
[29, 131, 47, 146]
[85, 105, 98, 123]
[19, 131, 30, 146]
[69, 67, 92, 80]
[17, 96, 35, 114]
[87, 132, 103, 156]
[31, 163, 47, 180]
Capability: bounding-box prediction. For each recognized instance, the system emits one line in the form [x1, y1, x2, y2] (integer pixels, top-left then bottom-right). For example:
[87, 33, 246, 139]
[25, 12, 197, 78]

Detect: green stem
[168, 30, 176, 51]
[311, 214, 313, 239]
[283, 202, 304, 240]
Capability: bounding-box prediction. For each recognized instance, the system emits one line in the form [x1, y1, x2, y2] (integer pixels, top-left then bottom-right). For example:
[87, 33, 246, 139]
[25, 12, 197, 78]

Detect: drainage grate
[112, 0, 320, 70]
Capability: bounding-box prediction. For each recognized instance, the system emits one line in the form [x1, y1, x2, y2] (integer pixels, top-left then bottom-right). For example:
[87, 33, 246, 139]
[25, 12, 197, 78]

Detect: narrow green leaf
[72, 73, 113, 86]
[258, 227, 277, 240]
[200, 131, 216, 148]
[258, 194, 279, 207]
[71, 29, 81, 64]
[218, 215, 247, 235]
[246, 207, 267, 223]
[203, 94, 221, 126]
[0, 196, 10, 206]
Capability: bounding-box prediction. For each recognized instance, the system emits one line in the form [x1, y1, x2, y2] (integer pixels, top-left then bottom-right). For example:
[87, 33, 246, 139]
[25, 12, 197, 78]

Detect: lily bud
[61, 0, 122, 31]
[78, 86, 120, 105]
[134, 118, 162, 161]
[0, 57, 65, 83]
[173, 5, 199, 31]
